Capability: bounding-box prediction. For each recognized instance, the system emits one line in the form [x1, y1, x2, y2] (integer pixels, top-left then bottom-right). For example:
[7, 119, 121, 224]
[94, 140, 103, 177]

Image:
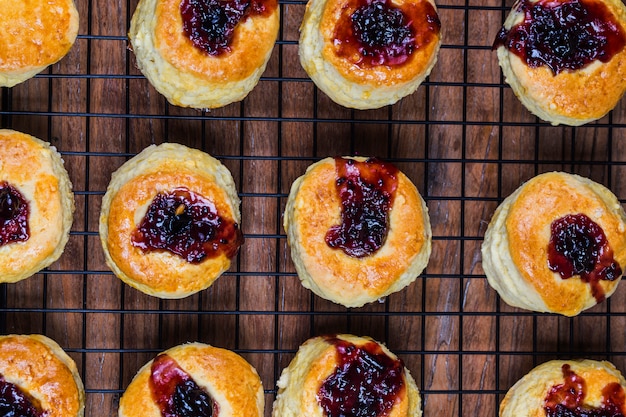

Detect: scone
[500, 359, 626, 416]
[272, 334, 421, 417]
[99, 143, 243, 299]
[284, 156, 431, 307]
[0, 334, 85, 417]
[482, 171, 626, 316]
[493, 0, 626, 125]
[0, 0, 79, 87]
[0, 129, 75, 284]
[119, 342, 264, 417]
[299, 0, 441, 109]
[128, 0, 279, 108]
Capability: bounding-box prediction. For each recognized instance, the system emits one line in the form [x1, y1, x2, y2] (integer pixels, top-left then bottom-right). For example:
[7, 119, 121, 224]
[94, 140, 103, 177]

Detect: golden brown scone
[119, 342, 264, 417]
[99, 143, 243, 299]
[0, 0, 79, 87]
[0, 129, 75, 284]
[494, 0, 626, 126]
[500, 359, 626, 417]
[0, 334, 85, 417]
[272, 334, 421, 417]
[482, 172, 626, 316]
[299, 0, 441, 109]
[128, 0, 279, 109]
[284, 156, 431, 307]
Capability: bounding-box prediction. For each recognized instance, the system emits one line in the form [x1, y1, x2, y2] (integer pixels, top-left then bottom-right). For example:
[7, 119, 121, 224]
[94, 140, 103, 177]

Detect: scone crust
[272, 334, 421, 417]
[496, 0, 626, 126]
[500, 359, 626, 417]
[0, 129, 75, 284]
[119, 343, 264, 417]
[482, 172, 626, 316]
[99, 143, 241, 299]
[299, 0, 441, 109]
[0, 334, 85, 417]
[129, 0, 279, 108]
[0, 0, 78, 87]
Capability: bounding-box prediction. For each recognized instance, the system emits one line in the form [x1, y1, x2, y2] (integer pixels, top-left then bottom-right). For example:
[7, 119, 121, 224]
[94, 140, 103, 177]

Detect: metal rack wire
[2, 0, 626, 415]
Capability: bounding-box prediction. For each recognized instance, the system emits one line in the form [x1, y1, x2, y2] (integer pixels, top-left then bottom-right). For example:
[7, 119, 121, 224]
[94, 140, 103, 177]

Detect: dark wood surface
[2, 0, 626, 415]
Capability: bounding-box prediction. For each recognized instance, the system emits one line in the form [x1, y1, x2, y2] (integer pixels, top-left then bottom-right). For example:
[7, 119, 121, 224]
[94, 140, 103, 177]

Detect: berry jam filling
[493, 0, 626, 75]
[333, 0, 440, 67]
[548, 213, 622, 303]
[544, 364, 626, 417]
[180, 0, 275, 55]
[150, 354, 218, 417]
[325, 157, 399, 258]
[131, 187, 243, 263]
[0, 374, 45, 417]
[0, 182, 29, 246]
[317, 337, 405, 417]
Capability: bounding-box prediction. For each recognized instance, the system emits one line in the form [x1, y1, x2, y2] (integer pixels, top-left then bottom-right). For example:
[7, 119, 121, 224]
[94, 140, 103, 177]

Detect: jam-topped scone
[284, 156, 431, 308]
[99, 143, 243, 299]
[272, 334, 421, 417]
[0, 129, 75, 284]
[299, 0, 441, 109]
[500, 359, 626, 417]
[482, 172, 626, 316]
[0, 0, 79, 87]
[119, 343, 264, 417]
[128, 0, 279, 108]
[0, 334, 85, 417]
[493, 0, 626, 125]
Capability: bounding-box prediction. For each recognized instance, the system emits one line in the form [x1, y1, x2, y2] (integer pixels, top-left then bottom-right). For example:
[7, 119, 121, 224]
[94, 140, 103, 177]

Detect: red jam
[0, 374, 45, 417]
[493, 0, 626, 75]
[0, 182, 29, 246]
[131, 187, 243, 264]
[317, 337, 405, 417]
[150, 354, 218, 417]
[180, 0, 276, 55]
[325, 157, 399, 258]
[547, 214, 622, 303]
[333, 0, 440, 67]
[544, 364, 626, 417]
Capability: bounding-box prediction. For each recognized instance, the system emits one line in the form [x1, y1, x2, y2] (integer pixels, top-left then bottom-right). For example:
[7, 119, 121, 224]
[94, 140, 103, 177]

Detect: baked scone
[500, 359, 626, 416]
[0, 334, 85, 417]
[128, 0, 279, 108]
[284, 156, 431, 307]
[299, 0, 441, 109]
[0, 0, 79, 87]
[482, 171, 626, 316]
[272, 334, 421, 417]
[0, 129, 75, 284]
[119, 342, 264, 417]
[493, 0, 626, 126]
[99, 143, 243, 299]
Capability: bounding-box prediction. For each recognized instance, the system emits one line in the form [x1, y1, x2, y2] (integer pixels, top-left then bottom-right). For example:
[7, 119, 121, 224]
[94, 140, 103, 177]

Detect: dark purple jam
[131, 187, 243, 264]
[544, 364, 626, 417]
[0, 182, 29, 246]
[325, 157, 399, 258]
[0, 374, 44, 417]
[317, 337, 405, 417]
[547, 213, 622, 303]
[150, 354, 218, 417]
[333, 0, 440, 67]
[180, 0, 276, 55]
[493, 0, 626, 75]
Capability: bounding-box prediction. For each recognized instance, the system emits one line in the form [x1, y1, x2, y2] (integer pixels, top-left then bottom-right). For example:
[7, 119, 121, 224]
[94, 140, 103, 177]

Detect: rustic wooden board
[2, 0, 626, 415]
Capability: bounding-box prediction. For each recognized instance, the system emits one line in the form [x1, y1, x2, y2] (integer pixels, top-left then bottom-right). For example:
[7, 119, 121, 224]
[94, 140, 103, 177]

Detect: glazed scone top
[0, 334, 85, 417]
[119, 342, 264, 417]
[0, 0, 79, 87]
[494, 0, 626, 125]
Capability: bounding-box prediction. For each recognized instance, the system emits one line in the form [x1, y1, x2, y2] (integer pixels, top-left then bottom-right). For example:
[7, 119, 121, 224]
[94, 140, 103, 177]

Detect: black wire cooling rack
[2, 0, 626, 416]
